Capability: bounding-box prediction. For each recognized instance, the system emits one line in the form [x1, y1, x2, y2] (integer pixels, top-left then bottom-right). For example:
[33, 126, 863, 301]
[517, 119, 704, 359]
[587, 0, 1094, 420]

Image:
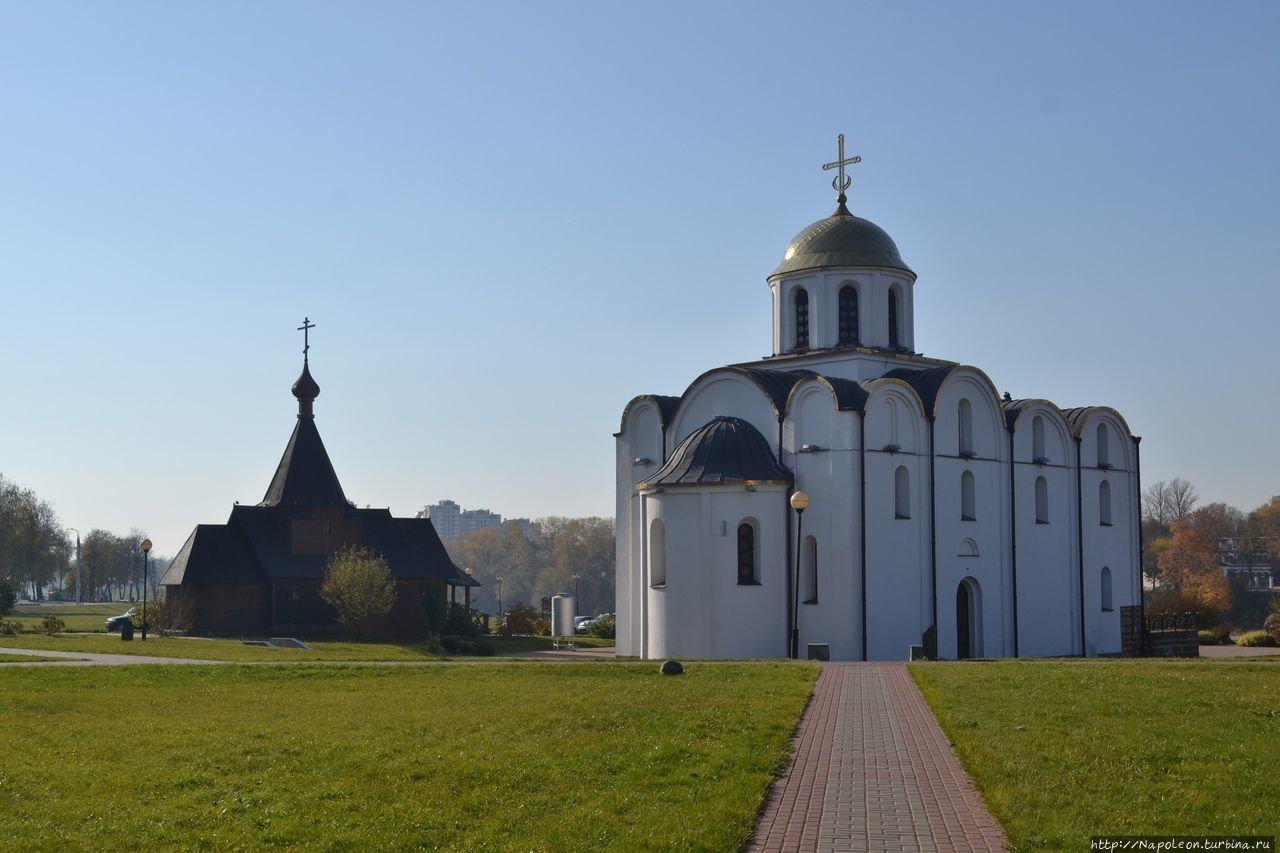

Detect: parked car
[574, 615, 594, 633]
[104, 608, 136, 632]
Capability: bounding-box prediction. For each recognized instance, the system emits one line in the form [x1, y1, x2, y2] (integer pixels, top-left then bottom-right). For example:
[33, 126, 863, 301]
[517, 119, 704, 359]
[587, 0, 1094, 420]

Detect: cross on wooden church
[297, 317, 316, 360]
[822, 133, 861, 196]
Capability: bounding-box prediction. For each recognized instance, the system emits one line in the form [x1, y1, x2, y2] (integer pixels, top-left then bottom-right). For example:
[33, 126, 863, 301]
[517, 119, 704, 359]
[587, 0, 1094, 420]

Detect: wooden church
[161, 324, 474, 636]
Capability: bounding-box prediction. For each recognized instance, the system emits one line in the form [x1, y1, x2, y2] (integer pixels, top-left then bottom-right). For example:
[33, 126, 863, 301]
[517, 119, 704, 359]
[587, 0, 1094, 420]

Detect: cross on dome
[822, 133, 861, 209]
[297, 317, 316, 361]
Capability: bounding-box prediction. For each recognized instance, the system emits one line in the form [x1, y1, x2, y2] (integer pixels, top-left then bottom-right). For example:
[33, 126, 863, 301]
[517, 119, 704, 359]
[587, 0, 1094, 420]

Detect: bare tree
[1143, 479, 1198, 527]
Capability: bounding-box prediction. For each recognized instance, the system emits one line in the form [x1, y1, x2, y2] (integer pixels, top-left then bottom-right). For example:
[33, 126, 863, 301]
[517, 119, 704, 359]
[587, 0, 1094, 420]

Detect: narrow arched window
[1096, 423, 1110, 468]
[1099, 480, 1112, 526]
[888, 288, 900, 348]
[838, 285, 859, 345]
[1032, 415, 1046, 462]
[794, 288, 809, 350]
[894, 466, 910, 519]
[802, 535, 818, 603]
[961, 470, 976, 521]
[1101, 566, 1113, 611]
[650, 519, 667, 587]
[1035, 476, 1049, 524]
[958, 398, 974, 456]
[737, 522, 758, 585]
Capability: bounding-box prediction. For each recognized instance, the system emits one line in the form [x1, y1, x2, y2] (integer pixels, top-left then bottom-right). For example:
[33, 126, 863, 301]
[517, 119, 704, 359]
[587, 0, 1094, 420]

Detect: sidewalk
[750, 663, 1006, 853]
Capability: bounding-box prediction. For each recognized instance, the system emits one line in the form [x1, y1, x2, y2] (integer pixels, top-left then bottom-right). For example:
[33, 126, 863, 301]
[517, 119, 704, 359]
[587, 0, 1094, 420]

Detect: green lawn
[911, 660, 1280, 851]
[0, 652, 69, 663]
[0, 662, 816, 850]
[0, 634, 613, 662]
[8, 602, 129, 632]
[0, 634, 449, 661]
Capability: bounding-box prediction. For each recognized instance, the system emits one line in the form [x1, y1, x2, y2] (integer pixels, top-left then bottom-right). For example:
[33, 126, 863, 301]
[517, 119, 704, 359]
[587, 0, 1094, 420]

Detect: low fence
[1120, 607, 1199, 658]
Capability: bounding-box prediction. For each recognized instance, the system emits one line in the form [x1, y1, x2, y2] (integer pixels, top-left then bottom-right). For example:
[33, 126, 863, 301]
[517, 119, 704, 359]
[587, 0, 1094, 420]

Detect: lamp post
[495, 575, 504, 625]
[140, 539, 152, 641]
[463, 567, 473, 619]
[68, 527, 81, 604]
[789, 491, 810, 660]
[572, 572, 581, 614]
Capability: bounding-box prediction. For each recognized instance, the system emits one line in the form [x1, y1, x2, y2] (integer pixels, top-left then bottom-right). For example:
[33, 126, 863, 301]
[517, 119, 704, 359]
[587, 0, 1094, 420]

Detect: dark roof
[645, 416, 791, 487]
[164, 505, 467, 586]
[159, 524, 263, 586]
[770, 204, 913, 279]
[292, 360, 320, 403]
[726, 367, 817, 416]
[260, 417, 349, 508]
[882, 365, 957, 416]
[1001, 398, 1030, 430]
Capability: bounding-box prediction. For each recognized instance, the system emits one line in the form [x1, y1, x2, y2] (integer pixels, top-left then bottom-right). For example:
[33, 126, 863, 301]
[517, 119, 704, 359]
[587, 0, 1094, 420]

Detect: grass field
[0, 633, 613, 661]
[0, 652, 69, 662]
[0, 662, 817, 850]
[911, 660, 1280, 851]
[8, 602, 128, 632]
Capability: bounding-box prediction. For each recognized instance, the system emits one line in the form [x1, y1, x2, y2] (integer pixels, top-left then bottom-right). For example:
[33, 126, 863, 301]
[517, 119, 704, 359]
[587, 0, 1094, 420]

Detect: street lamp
[140, 538, 152, 642]
[495, 575, 504, 622]
[463, 567, 473, 617]
[68, 527, 81, 604]
[789, 490, 810, 660]
[572, 572, 581, 614]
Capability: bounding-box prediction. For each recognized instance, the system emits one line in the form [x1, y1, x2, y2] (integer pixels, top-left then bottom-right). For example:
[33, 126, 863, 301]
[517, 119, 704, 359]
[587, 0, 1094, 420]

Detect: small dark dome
[645, 416, 791, 487]
[292, 361, 320, 402]
[771, 204, 913, 279]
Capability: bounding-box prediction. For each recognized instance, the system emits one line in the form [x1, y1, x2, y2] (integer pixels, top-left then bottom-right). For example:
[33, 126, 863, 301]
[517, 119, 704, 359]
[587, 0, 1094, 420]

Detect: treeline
[0, 473, 161, 602]
[445, 517, 614, 617]
[1141, 477, 1280, 629]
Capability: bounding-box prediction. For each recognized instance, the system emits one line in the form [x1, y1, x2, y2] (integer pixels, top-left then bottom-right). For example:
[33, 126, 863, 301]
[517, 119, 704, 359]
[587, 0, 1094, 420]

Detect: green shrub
[441, 635, 494, 656]
[1265, 612, 1280, 645]
[0, 581, 15, 617]
[504, 602, 549, 637]
[0, 619, 23, 636]
[1198, 627, 1231, 645]
[588, 614, 616, 640]
[40, 614, 66, 636]
[1236, 630, 1278, 647]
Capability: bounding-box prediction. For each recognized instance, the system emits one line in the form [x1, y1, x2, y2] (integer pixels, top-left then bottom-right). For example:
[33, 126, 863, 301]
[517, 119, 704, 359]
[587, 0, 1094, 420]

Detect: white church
[614, 138, 1141, 661]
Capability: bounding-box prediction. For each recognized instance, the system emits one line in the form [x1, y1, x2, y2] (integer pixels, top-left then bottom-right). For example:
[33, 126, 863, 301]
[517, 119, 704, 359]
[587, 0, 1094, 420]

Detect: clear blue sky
[2, 1, 1277, 556]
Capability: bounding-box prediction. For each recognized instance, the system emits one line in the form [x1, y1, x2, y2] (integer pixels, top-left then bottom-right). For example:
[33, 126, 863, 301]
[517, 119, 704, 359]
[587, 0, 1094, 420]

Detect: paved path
[750, 663, 1006, 853]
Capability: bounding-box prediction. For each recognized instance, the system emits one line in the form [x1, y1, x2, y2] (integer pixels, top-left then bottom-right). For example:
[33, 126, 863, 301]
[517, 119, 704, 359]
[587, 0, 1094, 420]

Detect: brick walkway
[750, 664, 1006, 853]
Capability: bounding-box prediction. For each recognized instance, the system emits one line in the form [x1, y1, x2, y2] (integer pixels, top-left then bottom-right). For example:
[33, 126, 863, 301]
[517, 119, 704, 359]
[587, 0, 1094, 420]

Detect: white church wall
[641, 486, 788, 659]
[771, 270, 917, 354]
[670, 373, 779, 452]
[615, 399, 668, 657]
[785, 382, 862, 660]
[932, 371, 1012, 659]
[1011, 405, 1079, 657]
[1076, 409, 1138, 656]
[862, 385, 930, 660]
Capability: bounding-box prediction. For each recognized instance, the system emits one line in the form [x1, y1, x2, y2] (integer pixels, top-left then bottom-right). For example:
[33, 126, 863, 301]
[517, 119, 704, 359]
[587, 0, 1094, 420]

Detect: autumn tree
[1152, 523, 1229, 626]
[1182, 502, 1245, 543]
[320, 546, 397, 639]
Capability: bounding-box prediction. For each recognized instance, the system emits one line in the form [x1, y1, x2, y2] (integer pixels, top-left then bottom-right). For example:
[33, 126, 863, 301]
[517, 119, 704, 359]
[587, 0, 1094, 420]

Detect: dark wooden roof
[260, 417, 349, 508]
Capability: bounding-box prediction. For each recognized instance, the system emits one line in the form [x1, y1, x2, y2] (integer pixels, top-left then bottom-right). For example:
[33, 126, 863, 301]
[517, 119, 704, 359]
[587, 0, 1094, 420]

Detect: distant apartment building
[416, 499, 535, 542]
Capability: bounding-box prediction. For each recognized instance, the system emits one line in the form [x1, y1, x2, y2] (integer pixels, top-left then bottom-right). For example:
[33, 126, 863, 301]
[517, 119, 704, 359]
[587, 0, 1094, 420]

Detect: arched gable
[617, 394, 679, 437]
[619, 398, 667, 476]
[669, 367, 802, 450]
[1064, 407, 1136, 471]
[1007, 400, 1072, 466]
[861, 378, 927, 454]
[930, 367, 1006, 461]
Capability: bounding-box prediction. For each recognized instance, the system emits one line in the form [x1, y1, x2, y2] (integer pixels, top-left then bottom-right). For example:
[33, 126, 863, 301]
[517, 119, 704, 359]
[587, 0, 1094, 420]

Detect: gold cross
[297, 317, 316, 360]
[822, 133, 861, 196]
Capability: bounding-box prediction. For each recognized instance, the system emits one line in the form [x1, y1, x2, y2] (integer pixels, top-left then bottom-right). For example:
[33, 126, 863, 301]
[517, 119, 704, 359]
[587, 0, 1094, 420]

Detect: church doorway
[955, 577, 982, 659]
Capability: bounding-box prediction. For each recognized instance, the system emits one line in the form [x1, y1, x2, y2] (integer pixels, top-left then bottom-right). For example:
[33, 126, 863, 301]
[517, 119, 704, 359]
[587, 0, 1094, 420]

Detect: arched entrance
[955, 577, 982, 659]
